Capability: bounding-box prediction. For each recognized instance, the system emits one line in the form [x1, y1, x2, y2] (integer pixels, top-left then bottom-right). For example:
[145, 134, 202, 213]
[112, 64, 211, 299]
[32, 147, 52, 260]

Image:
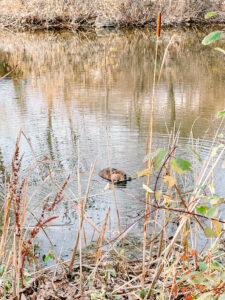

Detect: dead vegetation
[0, 0, 224, 30]
[1, 122, 225, 299]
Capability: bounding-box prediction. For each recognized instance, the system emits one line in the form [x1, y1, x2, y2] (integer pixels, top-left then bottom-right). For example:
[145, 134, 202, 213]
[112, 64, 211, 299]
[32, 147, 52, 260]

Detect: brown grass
[0, 0, 223, 30]
[1, 128, 225, 299]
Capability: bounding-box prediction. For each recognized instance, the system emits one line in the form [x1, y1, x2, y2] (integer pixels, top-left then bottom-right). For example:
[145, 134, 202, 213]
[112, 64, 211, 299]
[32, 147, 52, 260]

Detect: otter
[98, 167, 132, 183]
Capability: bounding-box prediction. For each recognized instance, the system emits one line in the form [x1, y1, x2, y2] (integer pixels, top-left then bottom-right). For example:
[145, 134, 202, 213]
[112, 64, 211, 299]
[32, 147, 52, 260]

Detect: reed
[0, 131, 70, 296]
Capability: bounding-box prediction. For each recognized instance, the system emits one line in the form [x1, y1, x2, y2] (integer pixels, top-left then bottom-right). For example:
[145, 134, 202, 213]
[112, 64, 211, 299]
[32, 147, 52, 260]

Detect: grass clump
[0, 0, 224, 30]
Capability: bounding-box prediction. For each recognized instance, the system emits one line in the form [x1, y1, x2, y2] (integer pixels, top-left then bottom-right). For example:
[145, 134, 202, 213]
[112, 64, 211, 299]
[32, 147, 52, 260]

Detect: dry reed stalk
[2, 245, 13, 279]
[0, 193, 12, 261]
[142, 11, 161, 291]
[0, 65, 17, 81]
[83, 227, 87, 248]
[194, 214, 198, 267]
[156, 34, 176, 87]
[103, 41, 126, 263]
[79, 226, 83, 296]
[112, 187, 122, 242]
[157, 197, 166, 259]
[53, 235, 66, 278]
[91, 207, 110, 283]
[66, 193, 117, 251]
[149, 206, 159, 259]
[76, 141, 83, 294]
[69, 159, 96, 274]
[12, 234, 16, 298]
[0, 130, 22, 261]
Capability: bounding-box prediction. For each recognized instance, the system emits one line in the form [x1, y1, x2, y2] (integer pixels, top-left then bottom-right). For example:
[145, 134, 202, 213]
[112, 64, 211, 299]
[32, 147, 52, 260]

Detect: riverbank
[1, 128, 225, 299]
[0, 0, 224, 30]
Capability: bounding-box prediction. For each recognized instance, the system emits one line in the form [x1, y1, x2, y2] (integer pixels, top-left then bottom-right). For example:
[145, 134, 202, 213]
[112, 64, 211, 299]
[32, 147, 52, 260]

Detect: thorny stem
[153, 145, 178, 207]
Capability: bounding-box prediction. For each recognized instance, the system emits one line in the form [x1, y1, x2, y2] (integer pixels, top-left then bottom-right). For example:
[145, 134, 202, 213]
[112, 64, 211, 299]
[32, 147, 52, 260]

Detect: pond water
[0, 28, 225, 258]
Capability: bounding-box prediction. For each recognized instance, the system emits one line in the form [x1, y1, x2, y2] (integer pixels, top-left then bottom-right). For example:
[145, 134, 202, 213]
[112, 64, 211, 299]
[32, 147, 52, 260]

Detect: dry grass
[1, 123, 225, 299]
[0, 0, 223, 29]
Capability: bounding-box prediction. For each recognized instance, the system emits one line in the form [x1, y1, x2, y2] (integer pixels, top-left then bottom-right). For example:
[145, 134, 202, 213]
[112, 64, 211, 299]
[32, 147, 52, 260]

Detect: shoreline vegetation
[1, 126, 225, 299]
[1, 127, 225, 299]
[0, 0, 224, 30]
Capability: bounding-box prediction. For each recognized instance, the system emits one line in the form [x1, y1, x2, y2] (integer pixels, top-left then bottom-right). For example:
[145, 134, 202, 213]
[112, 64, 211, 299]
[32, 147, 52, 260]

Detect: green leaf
[202, 31, 222, 45]
[205, 207, 218, 218]
[196, 206, 209, 216]
[213, 261, 220, 268]
[153, 149, 168, 170]
[217, 110, 225, 119]
[204, 226, 218, 238]
[139, 290, 147, 297]
[198, 262, 208, 272]
[170, 158, 192, 174]
[44, 251, 55, 262]
[215, 47, 225, 55]
[185, 145, 202, 162]
[205, 12, 217, 19]
[196, 292, 213, 300]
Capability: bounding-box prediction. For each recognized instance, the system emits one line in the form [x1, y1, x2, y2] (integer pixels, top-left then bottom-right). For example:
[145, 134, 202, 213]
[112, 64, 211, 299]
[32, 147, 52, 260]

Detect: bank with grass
[0, 0, 224, 30]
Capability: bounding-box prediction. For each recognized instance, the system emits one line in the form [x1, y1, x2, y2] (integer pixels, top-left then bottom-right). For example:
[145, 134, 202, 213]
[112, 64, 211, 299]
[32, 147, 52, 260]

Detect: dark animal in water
[98, 168, 132, 183]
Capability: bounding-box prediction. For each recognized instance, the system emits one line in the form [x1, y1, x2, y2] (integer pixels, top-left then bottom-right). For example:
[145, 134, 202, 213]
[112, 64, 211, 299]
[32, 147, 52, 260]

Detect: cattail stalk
[157, 12, 161, 38]
[142, 11, 162, 291]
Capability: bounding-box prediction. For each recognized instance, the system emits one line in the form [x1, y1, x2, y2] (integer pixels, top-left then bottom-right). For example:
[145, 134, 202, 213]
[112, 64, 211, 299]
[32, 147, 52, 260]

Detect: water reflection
[0, 28, 224, 255]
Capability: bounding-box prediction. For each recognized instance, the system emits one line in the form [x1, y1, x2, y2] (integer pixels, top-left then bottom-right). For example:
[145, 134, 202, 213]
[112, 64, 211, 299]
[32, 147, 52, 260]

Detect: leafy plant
[202, 30, 222, 46]
[44, 251, 55, 262]
[202, 12, 224, 54]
